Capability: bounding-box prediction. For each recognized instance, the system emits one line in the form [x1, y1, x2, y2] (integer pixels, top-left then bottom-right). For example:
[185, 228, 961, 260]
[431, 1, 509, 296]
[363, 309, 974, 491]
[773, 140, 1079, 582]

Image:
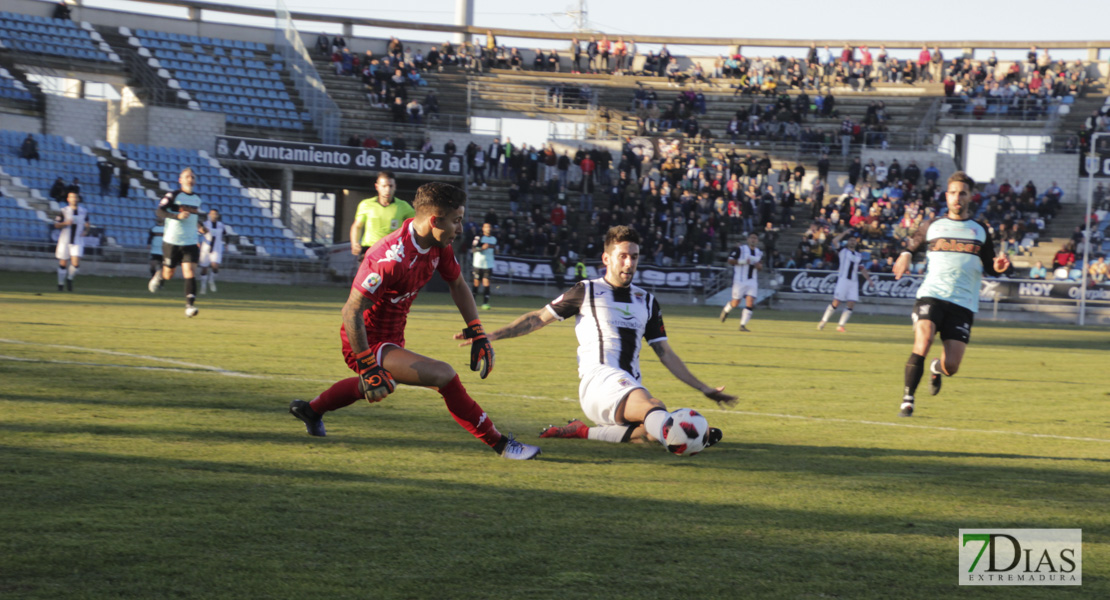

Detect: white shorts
[199, 244, 222, 267]
[55, 242, 84, 261]
[731, 279, 758, 300]
[833, 278, 859, 303]
[577, 365, 646, 426]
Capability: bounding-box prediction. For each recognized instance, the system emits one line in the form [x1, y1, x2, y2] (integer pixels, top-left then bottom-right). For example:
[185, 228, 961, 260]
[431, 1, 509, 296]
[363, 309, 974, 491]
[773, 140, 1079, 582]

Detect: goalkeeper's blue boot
[289, 399, 326, 437]
[497, 434, 541, 460]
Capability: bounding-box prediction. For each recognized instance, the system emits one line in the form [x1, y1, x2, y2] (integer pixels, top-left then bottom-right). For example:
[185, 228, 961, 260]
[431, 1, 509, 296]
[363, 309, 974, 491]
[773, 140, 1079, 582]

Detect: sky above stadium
[85, 0, 1106, 60]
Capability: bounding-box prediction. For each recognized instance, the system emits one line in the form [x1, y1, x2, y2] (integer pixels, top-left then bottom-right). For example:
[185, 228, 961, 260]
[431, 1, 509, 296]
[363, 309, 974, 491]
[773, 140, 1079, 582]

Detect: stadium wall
[44, 95, 107, 147]
[107, 88, 225, 152]
[0, 113, 42, 135]
[995, 153, 1085, 203]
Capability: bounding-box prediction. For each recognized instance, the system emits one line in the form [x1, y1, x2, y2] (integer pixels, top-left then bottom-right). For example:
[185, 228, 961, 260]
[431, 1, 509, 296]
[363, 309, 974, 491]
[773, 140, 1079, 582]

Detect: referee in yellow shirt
[349, 170, 415, 260]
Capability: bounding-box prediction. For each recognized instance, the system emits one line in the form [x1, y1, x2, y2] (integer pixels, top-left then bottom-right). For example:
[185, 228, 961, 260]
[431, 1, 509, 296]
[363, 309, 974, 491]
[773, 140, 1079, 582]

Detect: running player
[53, 191, 89, 292]
[149, 167, 204, 318]
[817, 229, 873, 332]
[290, 182, 539, 460]
[467, 225, 736, 453]
[198, 209, 226, 294]
[147, 219, 164, 277]
[892, 171, 1010, 417]
[349, 170, 414, 261]
[719, 233, 763, 331]
[471, 222, 496, 310]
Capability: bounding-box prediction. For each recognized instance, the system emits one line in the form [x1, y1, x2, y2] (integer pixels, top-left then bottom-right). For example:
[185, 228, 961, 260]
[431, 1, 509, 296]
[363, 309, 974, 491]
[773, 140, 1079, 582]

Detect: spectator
[1052, 242, 1076, 271]
[314, 33, 330, 56]
[405, 98, 423, 124]
[1089, 255, 1108, 284]
[1028, 261, 1047, 279]
[97, 159, 114, 195]
[19, 134, 39, 161]
[49, 176, 67, 202]
[52, 1, 71, 20]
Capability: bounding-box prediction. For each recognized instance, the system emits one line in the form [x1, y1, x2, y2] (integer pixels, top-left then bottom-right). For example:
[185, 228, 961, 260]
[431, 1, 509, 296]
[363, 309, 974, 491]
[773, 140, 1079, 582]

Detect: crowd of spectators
[938, 47, 1093, 120]
[630, 87, 892, 157]
[456, 134, 838, 271]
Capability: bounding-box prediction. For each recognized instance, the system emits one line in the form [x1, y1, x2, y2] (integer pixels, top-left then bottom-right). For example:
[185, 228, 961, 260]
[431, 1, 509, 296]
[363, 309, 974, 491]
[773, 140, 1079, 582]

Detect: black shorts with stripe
[162, 243, 200, 269]
[911, 297, 974, 344]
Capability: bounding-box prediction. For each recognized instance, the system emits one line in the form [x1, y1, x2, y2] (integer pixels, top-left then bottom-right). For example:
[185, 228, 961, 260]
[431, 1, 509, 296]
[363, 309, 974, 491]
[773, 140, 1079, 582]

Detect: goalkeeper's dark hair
[603, 225, 641, 252]
[377, 170, 396, 183]
[947, 170, 975, 189]
[413, 182, 467, 217]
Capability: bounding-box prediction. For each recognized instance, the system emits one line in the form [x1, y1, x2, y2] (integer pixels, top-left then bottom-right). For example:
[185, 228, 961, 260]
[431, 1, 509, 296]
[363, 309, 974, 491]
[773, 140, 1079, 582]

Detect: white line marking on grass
[0, 338, 237, 372]
[0, 354, 336, 384]
[2, 340, 1106, 444]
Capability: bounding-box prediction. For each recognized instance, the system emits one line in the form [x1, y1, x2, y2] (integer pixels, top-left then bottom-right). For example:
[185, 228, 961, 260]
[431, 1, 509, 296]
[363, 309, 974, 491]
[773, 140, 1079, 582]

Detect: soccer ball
[662, 408, 710, 456]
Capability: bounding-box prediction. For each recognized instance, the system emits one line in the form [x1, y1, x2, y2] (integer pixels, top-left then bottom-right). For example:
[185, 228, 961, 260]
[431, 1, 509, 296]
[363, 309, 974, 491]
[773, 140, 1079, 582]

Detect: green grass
[1, 271, 1107, 599]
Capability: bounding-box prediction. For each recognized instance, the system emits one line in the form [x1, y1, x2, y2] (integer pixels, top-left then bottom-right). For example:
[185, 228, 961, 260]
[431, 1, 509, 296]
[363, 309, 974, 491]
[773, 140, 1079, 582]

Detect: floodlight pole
[1079, 131, 1106, 326]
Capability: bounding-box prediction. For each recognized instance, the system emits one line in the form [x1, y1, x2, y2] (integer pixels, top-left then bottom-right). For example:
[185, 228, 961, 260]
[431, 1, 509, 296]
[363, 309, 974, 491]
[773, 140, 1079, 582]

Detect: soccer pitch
[1, 271, 1106, 599]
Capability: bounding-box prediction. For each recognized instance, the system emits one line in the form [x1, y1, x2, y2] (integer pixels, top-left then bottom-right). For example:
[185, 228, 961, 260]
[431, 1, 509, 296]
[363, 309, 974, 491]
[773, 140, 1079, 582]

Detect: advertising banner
[214, 136, 463, 177]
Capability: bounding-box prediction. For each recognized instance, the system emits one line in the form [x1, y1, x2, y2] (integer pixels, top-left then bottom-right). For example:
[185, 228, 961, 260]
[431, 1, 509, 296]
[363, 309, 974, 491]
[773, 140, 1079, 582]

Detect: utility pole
[569, 0, 588, 33]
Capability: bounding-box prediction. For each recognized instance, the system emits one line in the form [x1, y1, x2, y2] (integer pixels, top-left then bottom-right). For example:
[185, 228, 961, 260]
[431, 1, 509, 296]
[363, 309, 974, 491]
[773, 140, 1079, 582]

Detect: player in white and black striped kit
[719, 233, 763, 331]
[198, 209, 225, 294]
[817, 229, 873, 332]
[478, 226, 736, 453]
[53, 191, 90, 292]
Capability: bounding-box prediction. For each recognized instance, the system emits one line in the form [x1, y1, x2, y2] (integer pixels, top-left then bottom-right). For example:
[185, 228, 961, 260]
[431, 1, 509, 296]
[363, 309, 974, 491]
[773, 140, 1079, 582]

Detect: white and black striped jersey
[545, 278, 667, 380]
[202, 219, 226, 250]
[836, 245, 864, 283]
[729, 244, 762, 284]
[58, 205, 89, 245]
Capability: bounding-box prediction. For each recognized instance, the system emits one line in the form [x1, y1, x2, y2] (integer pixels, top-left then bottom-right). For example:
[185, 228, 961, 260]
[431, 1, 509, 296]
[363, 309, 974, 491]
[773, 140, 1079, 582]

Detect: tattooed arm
[488, 308, 559, 342]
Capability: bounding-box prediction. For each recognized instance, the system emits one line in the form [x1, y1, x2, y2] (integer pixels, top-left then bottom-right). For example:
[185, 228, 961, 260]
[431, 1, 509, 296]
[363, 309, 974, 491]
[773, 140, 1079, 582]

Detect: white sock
[57, 267, 66, 286]
[820, 304, 835, 323]
[67, 265, 78, 280]
[740, 308, 753, 326]
[838, 308, 852, 326]
[930, 359, 942, 375]
[587, 425, 632, 443]
[722, 303, 734, 314]
[643, 408, 671, 446]
[208, 271, 217, 286]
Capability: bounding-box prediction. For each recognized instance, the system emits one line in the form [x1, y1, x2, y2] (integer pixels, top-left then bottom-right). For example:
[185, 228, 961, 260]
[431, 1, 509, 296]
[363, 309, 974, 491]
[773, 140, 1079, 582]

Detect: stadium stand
[0, 67, 35, 103]
[0, 10, 120, 63]
[0, 191, 51, 241]
[0, 131, 311, 258]
[123, 27, 308, 132]
[0, 130, 158, 247]
[111, 142, 315, 259]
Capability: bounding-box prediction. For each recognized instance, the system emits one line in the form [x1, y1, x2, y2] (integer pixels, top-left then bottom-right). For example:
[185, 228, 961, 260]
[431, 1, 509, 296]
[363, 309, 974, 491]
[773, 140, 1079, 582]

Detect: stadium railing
[275, 0, 339, 145]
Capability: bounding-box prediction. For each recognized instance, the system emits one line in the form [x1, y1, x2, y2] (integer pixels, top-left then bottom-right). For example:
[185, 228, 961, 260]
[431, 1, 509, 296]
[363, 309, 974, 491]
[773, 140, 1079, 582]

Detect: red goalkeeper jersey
[345, 219, 461, 345]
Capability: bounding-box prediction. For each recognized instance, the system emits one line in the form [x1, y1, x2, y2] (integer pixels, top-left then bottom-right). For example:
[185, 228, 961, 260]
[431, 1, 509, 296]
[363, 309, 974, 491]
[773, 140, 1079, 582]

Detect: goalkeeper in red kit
[289, 182, 540, 460]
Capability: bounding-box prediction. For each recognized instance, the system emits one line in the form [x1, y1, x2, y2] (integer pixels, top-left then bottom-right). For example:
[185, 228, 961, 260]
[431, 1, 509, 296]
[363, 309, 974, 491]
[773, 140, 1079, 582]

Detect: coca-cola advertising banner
[781, 270, 1110, 304]
[489, 256, 724, 290]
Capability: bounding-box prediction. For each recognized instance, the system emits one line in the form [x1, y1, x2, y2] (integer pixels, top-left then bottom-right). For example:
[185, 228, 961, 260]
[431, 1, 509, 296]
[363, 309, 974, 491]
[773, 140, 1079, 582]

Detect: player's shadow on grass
[6, 443, 1094, 543]
[2, 445, 1009, 596]
[0, 419, 504, 453]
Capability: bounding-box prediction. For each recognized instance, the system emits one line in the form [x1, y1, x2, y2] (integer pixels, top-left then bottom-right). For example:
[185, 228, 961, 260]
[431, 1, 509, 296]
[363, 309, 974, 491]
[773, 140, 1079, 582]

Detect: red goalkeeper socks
[309, 377, 362, 414]
[440, 375, 501, 447]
